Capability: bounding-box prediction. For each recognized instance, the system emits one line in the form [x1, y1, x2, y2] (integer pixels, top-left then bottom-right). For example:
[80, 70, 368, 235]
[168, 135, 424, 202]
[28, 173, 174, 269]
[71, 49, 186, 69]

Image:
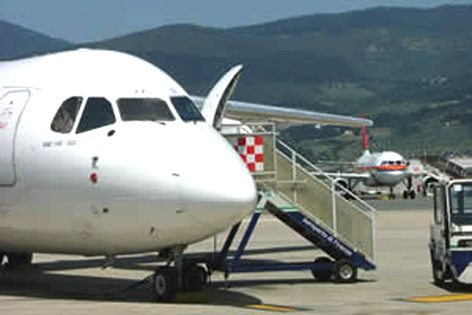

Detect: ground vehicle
[429, 179, 472, 285]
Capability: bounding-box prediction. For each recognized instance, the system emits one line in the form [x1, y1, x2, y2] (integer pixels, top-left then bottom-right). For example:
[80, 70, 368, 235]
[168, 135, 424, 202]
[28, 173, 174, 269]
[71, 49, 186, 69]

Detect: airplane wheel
[6, 253, 33, 268]
[402, 191, 409, 199]
[183, 264, 207, 291]
[333, 259, 357, 283]
[0, 252, 5, 266]
[311, 257, 333, 282]
[152, 267, 177, 302]
[409, 190, 416, 199]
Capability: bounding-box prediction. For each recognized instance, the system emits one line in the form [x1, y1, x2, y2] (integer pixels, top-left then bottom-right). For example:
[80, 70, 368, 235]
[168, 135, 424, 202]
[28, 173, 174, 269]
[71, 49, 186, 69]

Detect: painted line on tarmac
[404, 294, 472, 303]
[245, 303, 301, 312]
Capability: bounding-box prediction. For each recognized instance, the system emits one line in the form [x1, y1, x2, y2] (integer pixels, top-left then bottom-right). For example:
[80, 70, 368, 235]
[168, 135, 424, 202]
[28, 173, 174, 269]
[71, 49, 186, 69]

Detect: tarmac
[1, 197, 472, 314]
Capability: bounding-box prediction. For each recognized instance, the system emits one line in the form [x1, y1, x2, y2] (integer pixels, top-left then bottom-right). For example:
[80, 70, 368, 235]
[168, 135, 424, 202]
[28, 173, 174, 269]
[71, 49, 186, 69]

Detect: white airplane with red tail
[333, 125, 415, 199]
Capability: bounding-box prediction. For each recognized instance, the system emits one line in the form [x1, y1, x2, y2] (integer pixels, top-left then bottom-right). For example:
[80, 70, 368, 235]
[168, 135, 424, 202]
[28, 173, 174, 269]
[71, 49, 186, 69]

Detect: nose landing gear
[402, 189, 416, 199]
[402, 176, 416, 199]
[151, 246, 208, 303]
[152, 266, 178, 302]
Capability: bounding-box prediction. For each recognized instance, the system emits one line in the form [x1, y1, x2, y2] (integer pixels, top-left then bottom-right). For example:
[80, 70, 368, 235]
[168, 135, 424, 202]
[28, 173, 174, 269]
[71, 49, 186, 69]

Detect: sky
[1, 0, 472, 43]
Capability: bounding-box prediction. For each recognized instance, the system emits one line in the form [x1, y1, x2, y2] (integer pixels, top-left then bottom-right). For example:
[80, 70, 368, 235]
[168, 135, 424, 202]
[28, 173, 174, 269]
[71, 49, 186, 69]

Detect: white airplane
[0, 49, 372, 301]
[332, 125, 415, 199]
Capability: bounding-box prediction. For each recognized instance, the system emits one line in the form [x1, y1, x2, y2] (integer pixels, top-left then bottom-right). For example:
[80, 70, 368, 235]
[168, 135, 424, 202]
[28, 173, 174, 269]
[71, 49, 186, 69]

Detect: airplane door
[0, 90, 30, 185]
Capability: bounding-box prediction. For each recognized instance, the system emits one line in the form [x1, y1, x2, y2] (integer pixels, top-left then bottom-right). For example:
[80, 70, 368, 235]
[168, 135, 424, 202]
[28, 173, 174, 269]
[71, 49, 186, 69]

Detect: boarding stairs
[220, 123, 376, 277]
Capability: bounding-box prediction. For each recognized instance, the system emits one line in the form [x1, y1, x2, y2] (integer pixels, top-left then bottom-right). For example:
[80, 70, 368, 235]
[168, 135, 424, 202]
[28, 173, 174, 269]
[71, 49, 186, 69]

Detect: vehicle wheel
[311, 257, 333, 282]
[333, 259, 357, 283]
[450, 273, 463, 290]
[0, 252, 5, 266]
[184, 264, 207, 291]
[403, 191, 409, 199]
[409, 190, 416, 199]
[152, 267, 177, 302]
[432, 261, 444, 285]
[430, 251, 444, 286]
[6, 253, 33, 267]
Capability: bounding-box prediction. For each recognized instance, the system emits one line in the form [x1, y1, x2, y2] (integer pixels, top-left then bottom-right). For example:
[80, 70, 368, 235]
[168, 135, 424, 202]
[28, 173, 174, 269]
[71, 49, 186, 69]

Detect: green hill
[92, 5, 472, 113]
[90, 5, 472, 158]
[0, 21, 71, 60]
[1, 5, 471, 159]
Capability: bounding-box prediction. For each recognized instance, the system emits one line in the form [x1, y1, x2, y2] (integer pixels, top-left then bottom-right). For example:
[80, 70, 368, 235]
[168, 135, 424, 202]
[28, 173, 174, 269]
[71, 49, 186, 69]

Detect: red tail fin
[361, 115, 369, 150]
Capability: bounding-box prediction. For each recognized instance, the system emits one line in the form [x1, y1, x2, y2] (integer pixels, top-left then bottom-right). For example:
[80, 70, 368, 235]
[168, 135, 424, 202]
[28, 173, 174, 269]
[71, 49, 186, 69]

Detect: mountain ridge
[1, 5, 471, 158]
[0, 20, 70, 60]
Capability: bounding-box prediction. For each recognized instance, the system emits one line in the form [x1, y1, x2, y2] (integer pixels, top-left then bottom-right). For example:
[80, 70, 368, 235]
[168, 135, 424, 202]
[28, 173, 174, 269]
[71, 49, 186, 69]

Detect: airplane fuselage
[0, 50, 257, 256]
[356, 150, 409, 187]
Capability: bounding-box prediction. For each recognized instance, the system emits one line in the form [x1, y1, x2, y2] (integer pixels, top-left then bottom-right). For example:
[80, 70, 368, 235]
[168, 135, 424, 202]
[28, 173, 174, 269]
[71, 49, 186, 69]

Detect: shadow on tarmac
[34, 246, 316, 273]
[0, 265, 262, 306]
[0, 249, 363, 307]
[432, 281, 472, 293]
[213, 277, 374, 289]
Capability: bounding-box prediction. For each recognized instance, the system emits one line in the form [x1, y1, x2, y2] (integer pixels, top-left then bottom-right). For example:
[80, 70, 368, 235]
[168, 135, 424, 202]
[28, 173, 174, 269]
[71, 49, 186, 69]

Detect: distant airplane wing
[318, 172, 371, 180]
[192, 96, 372, 128]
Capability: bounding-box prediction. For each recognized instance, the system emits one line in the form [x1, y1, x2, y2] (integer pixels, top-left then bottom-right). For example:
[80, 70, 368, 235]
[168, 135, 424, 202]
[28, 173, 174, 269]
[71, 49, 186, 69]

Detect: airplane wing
[318, 172, 371, 180]
[192, 96, 372, 128]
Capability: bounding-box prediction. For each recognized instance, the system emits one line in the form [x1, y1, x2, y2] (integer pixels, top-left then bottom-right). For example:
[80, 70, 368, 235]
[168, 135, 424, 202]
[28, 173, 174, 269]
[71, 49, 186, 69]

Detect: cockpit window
[51, 97, 82, 133]
[171, 97, 205, 122]
[117, 98, 175, 122]
[76, 97, 116, 133]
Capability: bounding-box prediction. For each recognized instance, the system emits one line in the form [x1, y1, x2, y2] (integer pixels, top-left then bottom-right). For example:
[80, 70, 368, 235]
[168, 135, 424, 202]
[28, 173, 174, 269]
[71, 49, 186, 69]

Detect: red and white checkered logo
[231, 136, 264, 172]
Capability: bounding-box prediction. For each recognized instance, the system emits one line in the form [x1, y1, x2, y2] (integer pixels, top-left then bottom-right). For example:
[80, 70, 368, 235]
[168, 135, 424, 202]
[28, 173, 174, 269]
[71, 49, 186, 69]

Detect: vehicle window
[171, 96, 205, 122]
[434, 186, 444, 225]
[117, 98, 175, 122]
[450, 183, 472, 225]
[51, 97, 82, 133]
[76, 97, 116, 133]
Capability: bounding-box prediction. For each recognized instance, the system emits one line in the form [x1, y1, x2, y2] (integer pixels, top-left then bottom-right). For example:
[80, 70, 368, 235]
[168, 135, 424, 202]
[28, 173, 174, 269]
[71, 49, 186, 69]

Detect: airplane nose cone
[181, 127, 258, 230]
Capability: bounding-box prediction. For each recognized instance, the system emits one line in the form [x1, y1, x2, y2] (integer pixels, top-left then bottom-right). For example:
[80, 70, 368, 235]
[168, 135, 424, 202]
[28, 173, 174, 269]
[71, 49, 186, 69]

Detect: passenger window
[76, 97, 116, 133]
[51, 97, 83, 133]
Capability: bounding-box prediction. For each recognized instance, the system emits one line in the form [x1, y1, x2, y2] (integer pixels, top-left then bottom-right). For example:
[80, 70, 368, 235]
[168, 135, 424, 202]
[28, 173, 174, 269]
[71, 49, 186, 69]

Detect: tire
[333, 259, 357, 283]
[0, 252, 5, 266]
[430, 251, 444, 286]
[311, 257, 333, 282]
[409, 190, 416, 199]
[6, 253, 33, 267]
[432, 261, 444, 286]
[152, 267, 177, 302]
[403, 191, 409, 199]
[183, 264, 207, 292]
